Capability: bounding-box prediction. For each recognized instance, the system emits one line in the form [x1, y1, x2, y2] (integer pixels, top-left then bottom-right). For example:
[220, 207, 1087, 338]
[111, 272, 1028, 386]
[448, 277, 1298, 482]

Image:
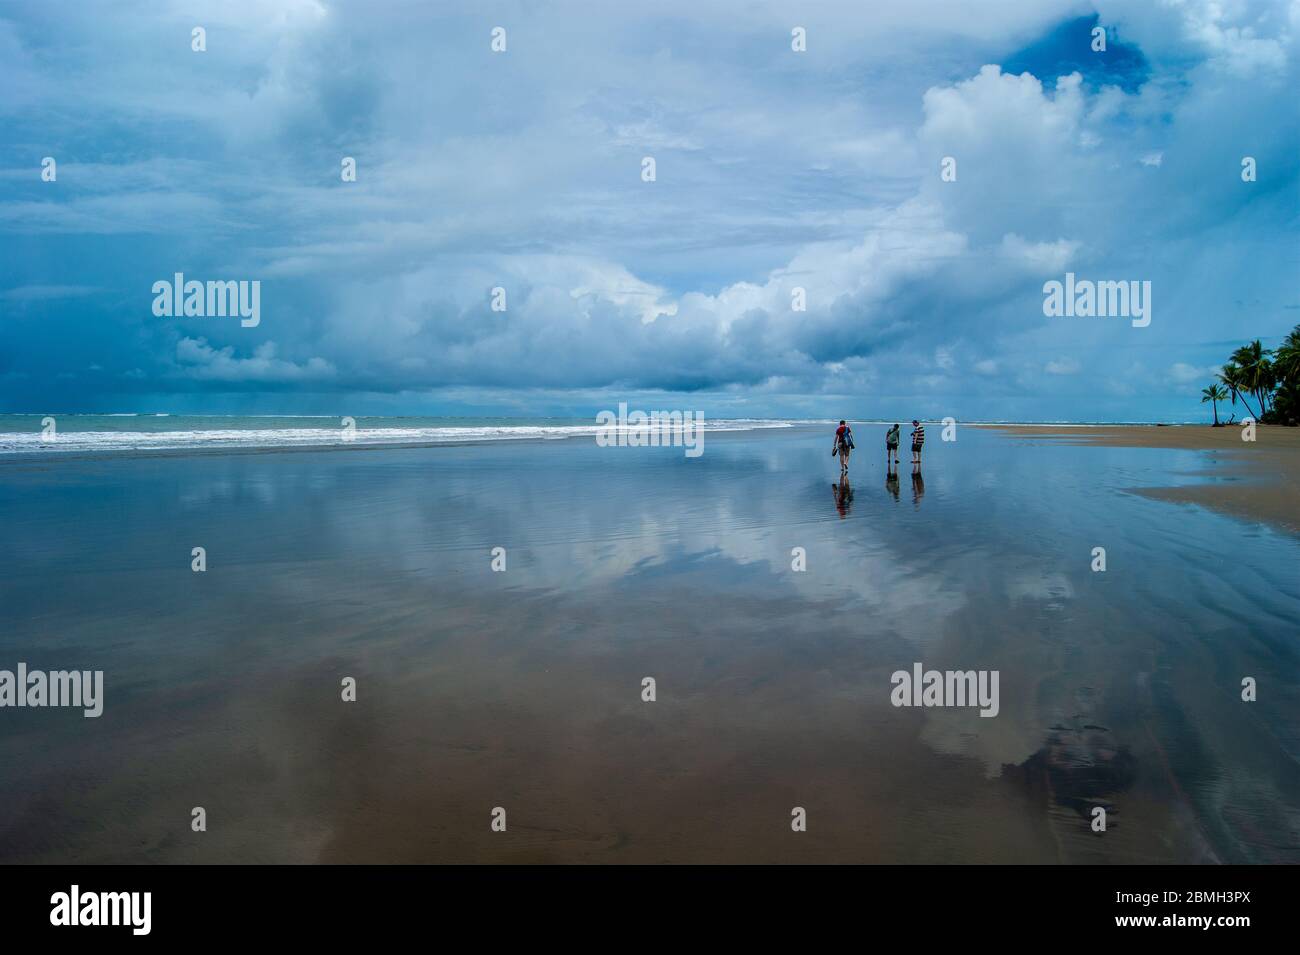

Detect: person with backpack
[833, 420, 854, 474]
[885, 423, 901, 468]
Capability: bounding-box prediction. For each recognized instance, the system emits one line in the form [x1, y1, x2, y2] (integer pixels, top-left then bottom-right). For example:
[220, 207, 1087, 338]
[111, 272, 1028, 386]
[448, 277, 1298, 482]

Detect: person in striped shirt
[910, 420, 925, 465]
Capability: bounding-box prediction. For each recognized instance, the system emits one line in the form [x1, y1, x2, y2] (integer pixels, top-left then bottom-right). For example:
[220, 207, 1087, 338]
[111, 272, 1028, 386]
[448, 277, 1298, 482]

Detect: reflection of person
[886, 423, 901, 467]
[833, 420, 854, 474]
[832, 478, 854, 518]
[911, 467, 925, 507]
[885, 466, 900, 502]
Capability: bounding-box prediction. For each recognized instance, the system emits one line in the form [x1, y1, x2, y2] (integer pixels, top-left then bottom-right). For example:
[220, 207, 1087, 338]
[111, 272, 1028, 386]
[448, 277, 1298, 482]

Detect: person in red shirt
[833, 420, 854, 474]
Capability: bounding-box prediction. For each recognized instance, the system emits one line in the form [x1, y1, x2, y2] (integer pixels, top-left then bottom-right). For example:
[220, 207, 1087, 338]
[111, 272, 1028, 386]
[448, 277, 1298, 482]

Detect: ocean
[0, 414, 1206, 457]
[0, 414, 805, 455]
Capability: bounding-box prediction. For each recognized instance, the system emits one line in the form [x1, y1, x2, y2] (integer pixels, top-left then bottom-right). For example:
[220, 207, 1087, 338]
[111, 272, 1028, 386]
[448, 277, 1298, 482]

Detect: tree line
[1200, 325, 1299, 426]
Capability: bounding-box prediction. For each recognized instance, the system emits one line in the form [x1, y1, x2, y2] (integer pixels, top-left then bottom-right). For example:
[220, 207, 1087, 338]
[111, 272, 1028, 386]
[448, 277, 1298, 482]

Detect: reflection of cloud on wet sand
[3, 428, 1298, 863]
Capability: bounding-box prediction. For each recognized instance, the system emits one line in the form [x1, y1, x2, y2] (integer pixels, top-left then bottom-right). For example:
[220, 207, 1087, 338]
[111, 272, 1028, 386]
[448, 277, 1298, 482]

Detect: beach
[983, 424, 1300, 536]
[1, 423, 1297, 863]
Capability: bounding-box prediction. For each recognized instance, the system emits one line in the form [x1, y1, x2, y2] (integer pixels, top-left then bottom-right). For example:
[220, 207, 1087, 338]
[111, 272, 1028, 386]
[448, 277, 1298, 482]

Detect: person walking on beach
[910, 419, 925, 466]
[833, 420, 854, 474]
[886, 423, 901, 468]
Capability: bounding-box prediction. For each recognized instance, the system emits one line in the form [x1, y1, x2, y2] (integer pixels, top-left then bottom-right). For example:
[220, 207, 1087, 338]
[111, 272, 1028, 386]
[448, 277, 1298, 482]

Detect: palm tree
[1272, 325, 1300, 424]
[1218, 362, 1260, 420]
[1230, 340, 1274, 416]
[1201, 384, 1228, 426]
[1274, 325, 1300, 384]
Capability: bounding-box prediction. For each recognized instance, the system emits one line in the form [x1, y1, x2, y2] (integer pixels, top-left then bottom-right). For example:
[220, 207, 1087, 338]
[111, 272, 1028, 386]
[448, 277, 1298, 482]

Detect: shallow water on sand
[1, 426, 1297, 862]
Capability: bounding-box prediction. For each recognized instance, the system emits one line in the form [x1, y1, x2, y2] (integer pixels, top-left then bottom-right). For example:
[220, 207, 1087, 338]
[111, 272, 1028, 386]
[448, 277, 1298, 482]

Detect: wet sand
[1, 427, 1297, 863]
[982, 425, 1300, 536]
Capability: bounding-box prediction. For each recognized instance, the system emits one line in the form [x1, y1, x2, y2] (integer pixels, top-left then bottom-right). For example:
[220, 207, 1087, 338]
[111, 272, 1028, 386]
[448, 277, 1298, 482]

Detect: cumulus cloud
[1167, 361, 1221, 386]
[1045, 358, 1081, 375]
[0, 0, 1296, 420]
[1000, 233, 1082, 272]
[176, 339, 335, 382]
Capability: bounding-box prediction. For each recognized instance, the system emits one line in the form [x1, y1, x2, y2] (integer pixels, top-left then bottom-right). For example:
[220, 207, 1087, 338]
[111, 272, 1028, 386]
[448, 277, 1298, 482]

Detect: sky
[1, 0, 1297, 421]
